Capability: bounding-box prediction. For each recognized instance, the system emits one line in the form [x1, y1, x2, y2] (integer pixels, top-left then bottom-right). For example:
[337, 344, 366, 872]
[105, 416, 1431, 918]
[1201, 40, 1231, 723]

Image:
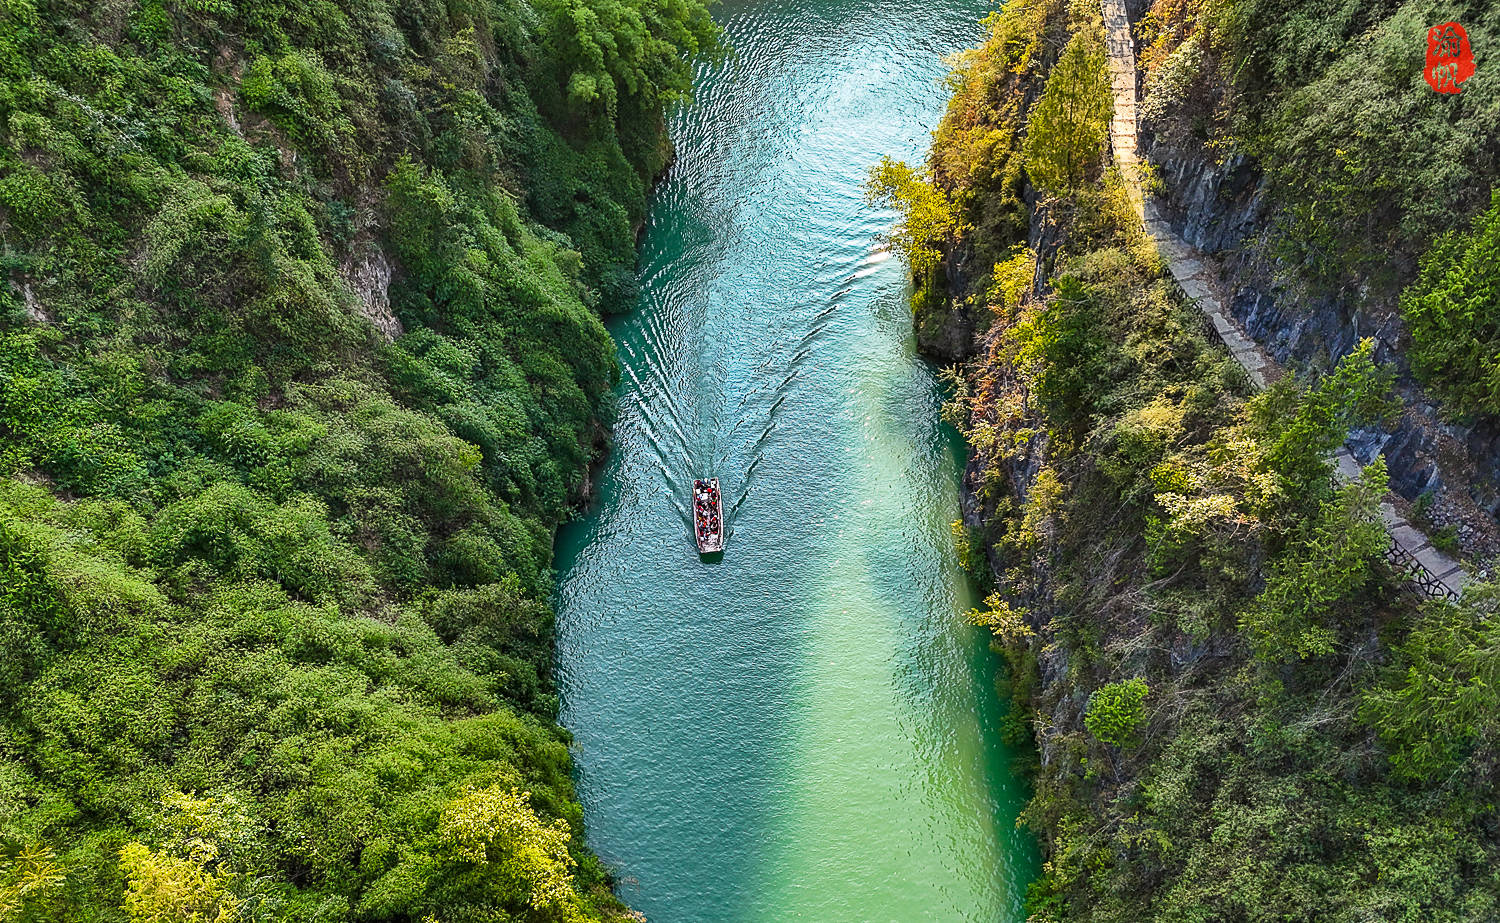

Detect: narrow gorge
[2, 0, 1498, 920]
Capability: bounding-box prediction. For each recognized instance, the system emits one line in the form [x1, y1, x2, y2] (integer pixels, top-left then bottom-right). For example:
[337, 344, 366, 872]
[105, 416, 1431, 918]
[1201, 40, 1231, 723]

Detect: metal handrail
[1385, 538, 1460, 602]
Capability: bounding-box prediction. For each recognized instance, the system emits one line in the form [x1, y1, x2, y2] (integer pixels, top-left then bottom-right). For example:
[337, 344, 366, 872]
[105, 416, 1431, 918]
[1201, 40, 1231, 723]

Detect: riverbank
[891, 1, 1500, 919]
[0, 1, 716, 917]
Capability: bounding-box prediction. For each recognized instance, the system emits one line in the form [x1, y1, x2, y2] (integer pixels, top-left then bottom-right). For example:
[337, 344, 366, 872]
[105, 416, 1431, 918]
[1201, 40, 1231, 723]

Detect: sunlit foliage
[1401, 190, 1500, 417]
[119, 841, 238, 923]
[1083, 679, 1149, 748]
[969, 592, 1034, 643]
[1241, 459, 1387, 661]
[436, 787, 580, 913]
[865, 156, 962, 278]
[1021, 29, 1112, 195]
[931, 0, 1064, 267]
[0, 0, 715, 916]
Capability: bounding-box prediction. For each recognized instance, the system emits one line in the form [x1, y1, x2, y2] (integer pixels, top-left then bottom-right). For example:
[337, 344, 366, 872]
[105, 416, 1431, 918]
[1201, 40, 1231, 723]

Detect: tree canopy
[0, 0, 716, 917]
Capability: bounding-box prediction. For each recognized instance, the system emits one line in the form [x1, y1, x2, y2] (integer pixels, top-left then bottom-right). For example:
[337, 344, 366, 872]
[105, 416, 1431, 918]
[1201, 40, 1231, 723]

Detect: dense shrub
[1248, 338, 1395, 507]
[1083, 679, 1149, 748]
[1241, 461, 1387, 661]
[1401, 190, 1500, 417]
[1009, 275, 1111, 443]
[0, 0, 716, 917]
[929, 0, 1065, 272]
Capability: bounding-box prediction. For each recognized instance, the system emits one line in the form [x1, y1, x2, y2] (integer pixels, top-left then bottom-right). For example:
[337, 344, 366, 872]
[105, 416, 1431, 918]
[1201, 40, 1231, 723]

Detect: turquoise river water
[553, 1, 1037, 919]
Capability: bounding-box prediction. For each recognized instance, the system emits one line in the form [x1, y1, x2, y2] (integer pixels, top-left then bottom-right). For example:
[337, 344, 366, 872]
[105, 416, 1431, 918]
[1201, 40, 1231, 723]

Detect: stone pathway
[1099, 0, 1467, 599]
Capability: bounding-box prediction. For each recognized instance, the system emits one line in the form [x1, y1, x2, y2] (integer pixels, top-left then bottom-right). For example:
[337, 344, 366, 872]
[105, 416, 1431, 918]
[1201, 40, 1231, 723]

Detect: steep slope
[1134, 0, 1500, 556]
[875, 0, 1500, 919]
[0, 0, 714, 919]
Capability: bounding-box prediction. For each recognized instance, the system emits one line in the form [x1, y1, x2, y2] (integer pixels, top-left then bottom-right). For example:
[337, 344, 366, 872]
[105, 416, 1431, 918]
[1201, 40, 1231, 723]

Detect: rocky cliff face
[1144, 133, 1500, 560]
[923, 2, 1500, 915]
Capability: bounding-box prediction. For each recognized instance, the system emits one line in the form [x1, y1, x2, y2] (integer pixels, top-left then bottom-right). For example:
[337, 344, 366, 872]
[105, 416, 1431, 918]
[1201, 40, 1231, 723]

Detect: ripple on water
[554, 0, 1038, 920]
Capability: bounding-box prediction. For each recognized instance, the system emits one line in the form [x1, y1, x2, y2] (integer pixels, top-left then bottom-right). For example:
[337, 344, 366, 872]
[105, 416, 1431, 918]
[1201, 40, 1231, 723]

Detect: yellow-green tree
[0, 841, 67, 919]
[437, 786, 582, 916]
[119, 842, 238, 923]
[1022, 30, 1112, 194]
[866, 157, 962, 277]
[968, 592, 1034, 643]
[117, 791, 256, 923]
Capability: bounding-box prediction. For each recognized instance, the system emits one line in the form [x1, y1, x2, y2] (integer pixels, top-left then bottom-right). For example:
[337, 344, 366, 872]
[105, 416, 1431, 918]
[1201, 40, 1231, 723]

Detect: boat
[693, 477, 724, 554]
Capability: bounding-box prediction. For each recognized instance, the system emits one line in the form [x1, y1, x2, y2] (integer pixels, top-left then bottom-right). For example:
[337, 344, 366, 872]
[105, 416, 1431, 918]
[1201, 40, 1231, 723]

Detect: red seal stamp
[1425, 22, 1475, 94]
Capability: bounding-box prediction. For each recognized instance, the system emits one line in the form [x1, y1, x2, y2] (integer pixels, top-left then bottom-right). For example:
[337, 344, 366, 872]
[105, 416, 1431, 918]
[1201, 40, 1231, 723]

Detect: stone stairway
[1099, 0, 1467, 599]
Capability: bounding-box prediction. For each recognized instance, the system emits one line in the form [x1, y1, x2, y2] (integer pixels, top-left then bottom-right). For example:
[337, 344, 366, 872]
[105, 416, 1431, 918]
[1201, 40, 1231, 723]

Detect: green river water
[553, 1, 1037, 918]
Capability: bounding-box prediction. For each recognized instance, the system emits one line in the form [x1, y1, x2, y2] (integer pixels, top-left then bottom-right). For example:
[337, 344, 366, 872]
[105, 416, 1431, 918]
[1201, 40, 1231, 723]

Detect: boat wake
[617, 241, 890, 547]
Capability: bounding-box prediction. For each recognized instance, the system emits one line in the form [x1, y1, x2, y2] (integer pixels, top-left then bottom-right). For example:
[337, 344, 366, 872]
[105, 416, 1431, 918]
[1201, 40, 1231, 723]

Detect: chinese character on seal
[1425, 22, 1475, 94]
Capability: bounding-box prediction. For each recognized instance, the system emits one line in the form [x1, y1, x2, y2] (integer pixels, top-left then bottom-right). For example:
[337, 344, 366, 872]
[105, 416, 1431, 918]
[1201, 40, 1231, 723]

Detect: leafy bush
[1401, 190, 1500, 417]
[1009, 276, 1111, 442]
[239, 51, 352, 152]
[1084, 678, 1150, 748]
[1361, 581, 1500, 781]
[969, 592, 1035, 643]
[930, 0, 1064, 269]
[1252, 338, 1394, 504]
[866, 156, 963, 278]
[1241, 459, 1387, 661]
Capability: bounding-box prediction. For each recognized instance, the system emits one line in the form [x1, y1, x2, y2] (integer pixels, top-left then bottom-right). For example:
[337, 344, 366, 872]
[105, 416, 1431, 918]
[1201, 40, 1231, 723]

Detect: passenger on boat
[692, 482, 721, 546]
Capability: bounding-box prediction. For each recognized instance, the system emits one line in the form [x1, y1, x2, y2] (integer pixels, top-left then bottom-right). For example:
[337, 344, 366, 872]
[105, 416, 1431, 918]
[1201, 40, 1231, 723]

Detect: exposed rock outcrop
[340, 243, 402, 342]
[1143, 105, 1500, 560]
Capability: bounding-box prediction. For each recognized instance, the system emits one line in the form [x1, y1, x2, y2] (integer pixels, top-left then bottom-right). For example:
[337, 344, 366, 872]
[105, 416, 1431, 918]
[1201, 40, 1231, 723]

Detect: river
[552, 0, 1036, 919]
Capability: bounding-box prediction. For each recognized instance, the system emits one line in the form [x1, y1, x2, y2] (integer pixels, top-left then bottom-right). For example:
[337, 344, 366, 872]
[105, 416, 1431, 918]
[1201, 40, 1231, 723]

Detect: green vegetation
[1138, 0, 1500, 288]
[1083, 679, 1148, 749]
[1131, 0, 1500, 426]
[1021, 29, 1111, 196]
[864, 156, 966, 356]
[922, 5, 1500, 919]
[1401, 190, 1500, 417]
[1009, 275, 1110, 443]
[1240, 461, 1388, 661]
[1360, 581, 1500, 782]
[0, 0, 715, 918]
[865, 156, 961, 278]
[930, 0, 1062, 270]
[869, 0, 1069, 358]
